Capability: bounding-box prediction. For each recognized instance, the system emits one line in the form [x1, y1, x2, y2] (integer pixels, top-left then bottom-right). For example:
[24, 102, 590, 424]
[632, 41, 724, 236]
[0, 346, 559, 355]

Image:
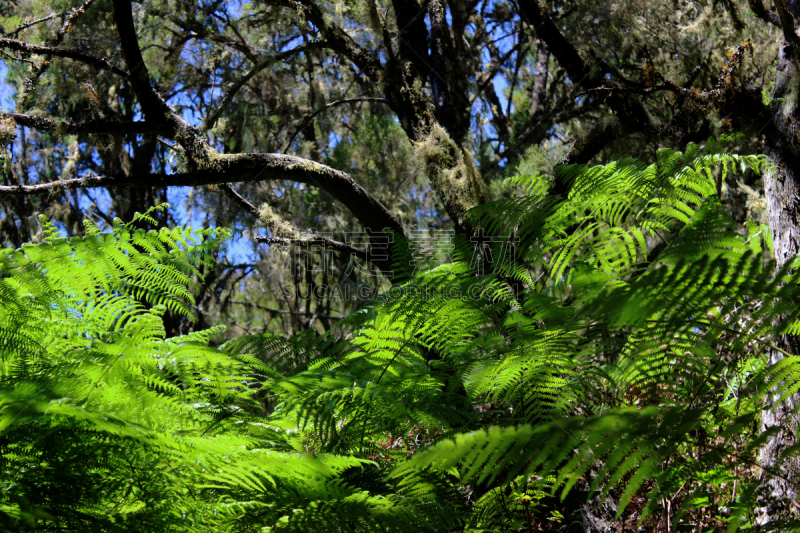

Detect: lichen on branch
[414, 123, 488, 231]
[258, 203, 297, 239]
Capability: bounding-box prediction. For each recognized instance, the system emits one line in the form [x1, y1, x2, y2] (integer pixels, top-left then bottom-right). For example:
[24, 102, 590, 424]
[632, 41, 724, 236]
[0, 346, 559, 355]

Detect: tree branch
[428, 0, 470, 141]
[557, 118, 621, 168]
[7, 0, 406, 273]
[5, 13, 60, 38]
[112, 0, 182, 125]
[154, 10, 259, 63]
[269, 0, 383, 80]
[256, 235, 370, 262]
[222, 183, 377, 268]
[1, 112, 165, 135]
[0, 37, 129, 78]
[220, 183, 261, 219]
[202, 42, 326, 132]
[390, 0, 431, 76]
[111, 0, 221, 163]
[529, 40, 549, 116]
[283, 97, 388, 152]
[16, 0, 101, 108]
[515, 0, 594, 89]
[0, 153, 404, 237]
[229, 300, 342, 320]
[516, 0, 653, 133]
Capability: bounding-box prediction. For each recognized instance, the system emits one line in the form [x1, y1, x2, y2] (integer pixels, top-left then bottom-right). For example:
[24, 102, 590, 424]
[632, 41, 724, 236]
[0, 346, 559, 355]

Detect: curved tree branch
[256, 235, 370, 263]
[0, 153, 405, 238]
[220, 183, 262, 219]
[5, 0, 406, 270]
[112, 0, 187, 129]
[111, 0, 225, 164]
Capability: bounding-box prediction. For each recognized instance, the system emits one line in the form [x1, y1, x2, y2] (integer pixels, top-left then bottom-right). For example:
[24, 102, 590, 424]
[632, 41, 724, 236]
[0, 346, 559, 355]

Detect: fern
[4, 140, 800, 531]
[0, 208, 441, 532]
[256, 139, 799, 530]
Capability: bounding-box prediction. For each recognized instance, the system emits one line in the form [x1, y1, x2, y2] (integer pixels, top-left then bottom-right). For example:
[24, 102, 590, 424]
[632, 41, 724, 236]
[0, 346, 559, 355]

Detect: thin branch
[577, 85, 674, 97]
[229, 300, 342, 319]
[51, 0, 97, 45]
[271, 0, 383, 80]
[0, 49, 35, 66]
[578, 82, 744, 107]
[17, 0, 99, 107]
[516, 0, 653, 133]
[153, 9, 258, 63]
[515, 0, 594, 90]
[220, 183, 261, 218]
[256, 235, 370, 262]
[219, 187, 371, 266]
[0, 37, 129, 78]
[202, 42, 326, 132]
[5, 13, 60, 38]
[220, 186, 376, 266]
[551, 4, 578, 21]
[472, 41, 522, 107]
[283, 97, 388, 152]
[507, 35, 531, 117]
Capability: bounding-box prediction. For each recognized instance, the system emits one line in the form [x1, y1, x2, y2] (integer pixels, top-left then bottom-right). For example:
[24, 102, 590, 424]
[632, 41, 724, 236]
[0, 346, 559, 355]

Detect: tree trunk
[757, 13, 800, 521]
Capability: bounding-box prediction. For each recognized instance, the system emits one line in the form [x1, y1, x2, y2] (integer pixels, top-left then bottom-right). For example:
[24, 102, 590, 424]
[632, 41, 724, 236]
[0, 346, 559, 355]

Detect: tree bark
[757, 9, 800, 518]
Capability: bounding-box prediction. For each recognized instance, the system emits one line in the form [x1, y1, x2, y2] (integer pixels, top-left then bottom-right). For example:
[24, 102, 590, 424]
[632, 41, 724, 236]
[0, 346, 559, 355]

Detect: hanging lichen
[413, 123, 488, 227]
[259, 202, 297, 239]
[0, 116, 16, 178]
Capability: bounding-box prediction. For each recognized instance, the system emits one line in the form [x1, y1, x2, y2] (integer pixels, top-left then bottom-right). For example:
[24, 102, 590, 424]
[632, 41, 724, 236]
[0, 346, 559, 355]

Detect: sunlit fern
[5, 137, 800, 531]
[0, 207, 444, 532]
[257, 138, 800, 530]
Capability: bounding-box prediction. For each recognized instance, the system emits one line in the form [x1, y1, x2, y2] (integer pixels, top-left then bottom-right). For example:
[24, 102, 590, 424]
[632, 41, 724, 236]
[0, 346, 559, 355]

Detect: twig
[256, 235, 369, 261]
[6, 13, 60, 37]
[202, 42, 326, 132]
[283, 97, 388, 152]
